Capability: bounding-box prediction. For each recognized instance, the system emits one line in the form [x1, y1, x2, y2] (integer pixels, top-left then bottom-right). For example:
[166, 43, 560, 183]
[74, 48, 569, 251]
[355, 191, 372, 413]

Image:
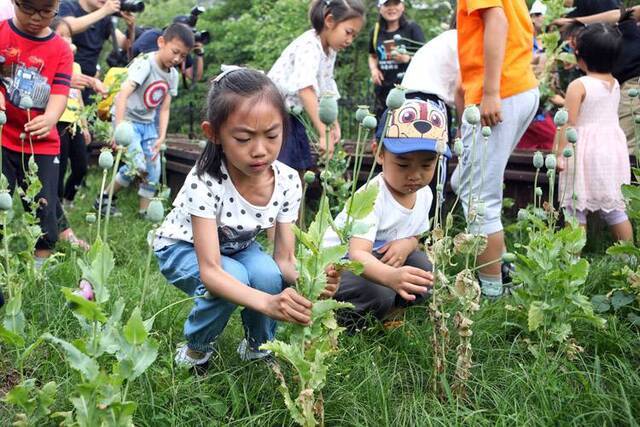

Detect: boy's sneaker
[174, 343, 213, 368]
[480, 280, 504, 299]
[93, 194, 122, 217]
[237, 338, 272, 362]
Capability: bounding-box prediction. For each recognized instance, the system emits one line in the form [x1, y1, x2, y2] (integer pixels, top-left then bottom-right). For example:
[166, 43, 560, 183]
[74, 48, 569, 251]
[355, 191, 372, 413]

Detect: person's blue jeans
[155, 241, 284, 353]
[115, 121, 160, 199]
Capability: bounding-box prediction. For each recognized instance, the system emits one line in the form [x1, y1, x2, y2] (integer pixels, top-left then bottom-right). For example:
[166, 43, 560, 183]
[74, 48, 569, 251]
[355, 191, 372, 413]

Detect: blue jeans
[115, 121, 160, 199]
[155, 241, 284, 353]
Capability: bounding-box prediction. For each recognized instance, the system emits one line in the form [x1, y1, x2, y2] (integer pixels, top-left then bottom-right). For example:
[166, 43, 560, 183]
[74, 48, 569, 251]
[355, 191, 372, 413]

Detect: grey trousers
[335, 250, 432, 328]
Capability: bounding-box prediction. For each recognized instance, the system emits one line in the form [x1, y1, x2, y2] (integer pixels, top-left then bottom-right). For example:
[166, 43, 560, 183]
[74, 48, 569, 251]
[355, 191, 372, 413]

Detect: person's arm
[192, 43, 205, 81]
[299, 86, 334, 157]
[192, 215, 312, 324]
[555, 9, 621, 27]
[369, 54, 384, 86]
[24, 94, 67, 139]
[273, 221, 298, 285]
[479, 6, 508, 127]
[113, 80, 136, 127]
[377, 236, 419, 268]
[115, 13, 136, 51]
[64, 0, 120, 35]
[348, 237, 432, 301]
[152, 94, 171, 160]
[556, 79, 585, 171]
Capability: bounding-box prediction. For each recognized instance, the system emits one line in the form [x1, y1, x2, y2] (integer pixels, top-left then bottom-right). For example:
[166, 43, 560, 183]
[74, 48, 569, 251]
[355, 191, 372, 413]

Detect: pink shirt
[0, 0, 14, 21]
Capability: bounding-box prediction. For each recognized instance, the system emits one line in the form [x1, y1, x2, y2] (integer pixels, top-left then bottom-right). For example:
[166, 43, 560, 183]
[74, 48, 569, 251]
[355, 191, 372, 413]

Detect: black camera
[120, 0, 145, 13]
[194, 30, 210, 45]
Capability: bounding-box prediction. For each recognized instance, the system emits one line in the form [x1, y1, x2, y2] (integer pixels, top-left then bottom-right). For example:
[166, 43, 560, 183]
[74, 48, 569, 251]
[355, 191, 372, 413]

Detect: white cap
[378, 0, 404, 7]
[530, 0, 547, 15]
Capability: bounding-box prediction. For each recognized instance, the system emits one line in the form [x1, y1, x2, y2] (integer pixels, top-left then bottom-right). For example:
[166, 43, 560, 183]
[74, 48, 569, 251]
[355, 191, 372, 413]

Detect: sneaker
[93, 194, 121, 217]
[237, 338, 272, 362]
[174, 343, 213, 368]
[480, 280, 504, 299]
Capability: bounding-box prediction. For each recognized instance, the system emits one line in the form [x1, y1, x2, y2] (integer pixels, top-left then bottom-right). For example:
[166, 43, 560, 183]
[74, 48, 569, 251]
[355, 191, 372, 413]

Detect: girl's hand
[321, 264, 340, 299]
[82, 128, 92, 145]
[370, 68, 384, 86]
[556, 154, 566, 172]
[378, 238, 417, 268]
[92, 78, 108, 96]
[25, 113, 56, 139]
[317, 133, 335, 158]
[266, 287, 312, 325]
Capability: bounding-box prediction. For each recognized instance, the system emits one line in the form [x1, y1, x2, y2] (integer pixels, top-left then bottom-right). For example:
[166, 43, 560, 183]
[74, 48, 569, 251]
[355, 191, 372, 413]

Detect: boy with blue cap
[323, 98, 451, 329]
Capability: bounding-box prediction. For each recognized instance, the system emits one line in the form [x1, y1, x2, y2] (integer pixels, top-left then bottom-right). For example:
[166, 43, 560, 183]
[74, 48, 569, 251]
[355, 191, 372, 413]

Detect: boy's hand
[386, 266, 433, 302]
[266, 287, 312, 325]
[320, 264, 340, 299]
[151, 138, 164, 161]
[556, 154, 566, 172]
[480, 92, 502, 127]
[25, 113, 57, 139]
[0, 91, 5, 111]
[378, 238, 417, 268]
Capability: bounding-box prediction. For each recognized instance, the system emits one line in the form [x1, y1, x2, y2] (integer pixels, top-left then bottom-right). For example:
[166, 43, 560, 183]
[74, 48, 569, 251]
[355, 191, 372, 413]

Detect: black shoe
[93, 194, 122, 217]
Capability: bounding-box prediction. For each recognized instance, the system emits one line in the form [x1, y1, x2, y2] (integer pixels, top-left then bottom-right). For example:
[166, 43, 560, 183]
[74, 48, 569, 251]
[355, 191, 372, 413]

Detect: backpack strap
[372, 21, 380, 52]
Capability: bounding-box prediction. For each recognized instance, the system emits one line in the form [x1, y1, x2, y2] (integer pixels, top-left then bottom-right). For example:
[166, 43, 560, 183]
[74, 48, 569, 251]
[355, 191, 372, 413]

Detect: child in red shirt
[0, 0, 73, 261]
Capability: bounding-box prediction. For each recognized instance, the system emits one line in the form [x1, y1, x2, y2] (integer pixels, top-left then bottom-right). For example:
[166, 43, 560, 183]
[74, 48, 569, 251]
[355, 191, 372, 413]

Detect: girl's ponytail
[309, 0, 366, 34]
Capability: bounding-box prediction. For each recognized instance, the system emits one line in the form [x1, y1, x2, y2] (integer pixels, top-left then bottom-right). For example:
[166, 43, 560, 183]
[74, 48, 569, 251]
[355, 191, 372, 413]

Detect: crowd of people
[0, 0, 638, 366]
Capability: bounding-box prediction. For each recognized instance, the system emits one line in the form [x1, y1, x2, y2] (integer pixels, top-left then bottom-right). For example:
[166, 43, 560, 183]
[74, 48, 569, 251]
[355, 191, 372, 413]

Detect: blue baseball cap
[376, 98, 451, 158]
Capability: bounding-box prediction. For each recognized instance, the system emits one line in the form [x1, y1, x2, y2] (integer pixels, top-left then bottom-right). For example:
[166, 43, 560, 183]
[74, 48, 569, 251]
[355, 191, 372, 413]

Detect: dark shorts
[335, 250, 432, 329]
[277, 113, 315, 171]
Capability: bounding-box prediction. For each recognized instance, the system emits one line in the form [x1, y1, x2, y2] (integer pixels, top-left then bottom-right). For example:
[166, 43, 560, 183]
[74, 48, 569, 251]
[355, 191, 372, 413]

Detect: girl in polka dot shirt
[153, 68, 339, 368]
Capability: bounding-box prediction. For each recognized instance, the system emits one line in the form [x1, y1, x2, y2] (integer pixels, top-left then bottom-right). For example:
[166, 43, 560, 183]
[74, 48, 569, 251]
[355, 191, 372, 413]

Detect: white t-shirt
[322, 174, 433, 251]
[401, 30, 459, 106]
[268, 29, 340, 109]
[0, 0, 14, 21]
[154, 161, 302, 254]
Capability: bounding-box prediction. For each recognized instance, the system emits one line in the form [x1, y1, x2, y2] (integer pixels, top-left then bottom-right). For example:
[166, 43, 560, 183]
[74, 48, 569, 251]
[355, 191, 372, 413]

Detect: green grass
[1, 170, 640, 426]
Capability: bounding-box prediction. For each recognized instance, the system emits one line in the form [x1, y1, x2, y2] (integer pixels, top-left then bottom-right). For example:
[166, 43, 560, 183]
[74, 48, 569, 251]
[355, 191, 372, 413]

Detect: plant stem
[140, 227, 156, 311]
[97, 168, 108, 242]
[103, 147, 124, 243]
[365, 113, 393, 186]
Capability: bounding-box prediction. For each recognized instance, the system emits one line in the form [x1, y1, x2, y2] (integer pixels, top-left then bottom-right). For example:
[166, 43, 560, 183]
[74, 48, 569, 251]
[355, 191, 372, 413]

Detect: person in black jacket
[368, 0, 424, 120]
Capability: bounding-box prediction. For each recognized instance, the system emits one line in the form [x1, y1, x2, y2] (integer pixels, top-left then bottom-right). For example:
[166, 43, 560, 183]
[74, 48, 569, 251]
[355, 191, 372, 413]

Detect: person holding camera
[59, 0, 139, 102]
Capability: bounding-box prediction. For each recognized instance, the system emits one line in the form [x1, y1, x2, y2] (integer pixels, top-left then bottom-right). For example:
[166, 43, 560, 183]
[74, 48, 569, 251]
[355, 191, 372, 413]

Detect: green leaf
[627, 312, 640, 326]
[320, 244, 348, 269]
[0, 323, 25, 347]
[43, 333, 99, 381]
[307, 196, 333, 246]
[528, 301, 548, 331]
[335, 259, 364, 276]
[606, 240, 640, 258]
[591, 295, 611, 313]
[77, 237, 114, 305]
[61, 287, 107, 323]
[344, 182, 378, 220]
[118, 339, 159, 381]
[123, 307, 148, 345]
[611, 291, 635, 311]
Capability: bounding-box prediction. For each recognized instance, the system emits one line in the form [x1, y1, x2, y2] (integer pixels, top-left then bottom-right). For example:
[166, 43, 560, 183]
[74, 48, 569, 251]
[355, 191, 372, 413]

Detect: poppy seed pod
[454, 138, 464, 156]
[535, 187, 543, 197]
[318, 95, 338, 126]
[19, 132, 26, 141]
[291, 105, 303, 115]
[355, 105, 369, 123]
[146, 199, 165, 223]
[436, 139, 447, 156]
[198, 140, 207, 149]
[533, 151, 544, 169]
[386, 86, 406, 110]
[160, 144, 167, 152]
[362, 114, 378, 130]
[501, 252, 517, 263]
[114, 121, 135, 147]
[563, 147, 573, 158]
[545, 154, 556, 170]
[0, 111, 6, 126]
[393, 34, 402, 43]
[98, 150, 114, 170]
[436, 184, 444, 192]
[517, 209, 529, 222]
[303, 170, 316, 184]
[320, 170, 332, 182]
[20, 95, 33, 110]
[0, 191, 12, 211]
[566, 127, 578, 144]
[635, 115, 640, 124]
[85, 212, 97, 224]
[463, 105, 481, 125]
[628, 88, 639, 98]
[481, 126, 492, 138]
[554, 109, 568, 127]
